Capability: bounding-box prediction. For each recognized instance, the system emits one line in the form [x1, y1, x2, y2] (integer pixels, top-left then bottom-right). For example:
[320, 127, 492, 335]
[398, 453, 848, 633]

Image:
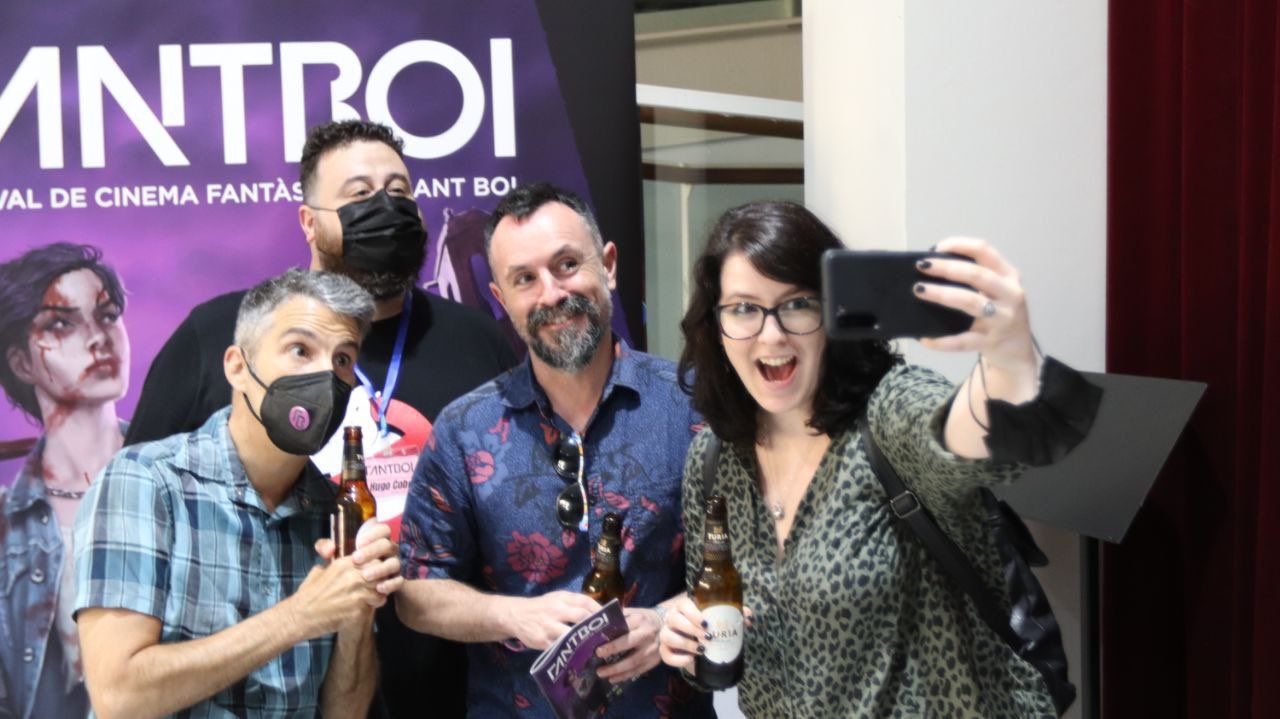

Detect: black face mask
[337, 190, 427, 274]
[242, 355, 353, 456]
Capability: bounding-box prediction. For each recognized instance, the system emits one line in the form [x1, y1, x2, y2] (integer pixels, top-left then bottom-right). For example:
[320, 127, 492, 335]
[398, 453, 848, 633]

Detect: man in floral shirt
[396, 183, 714, 718]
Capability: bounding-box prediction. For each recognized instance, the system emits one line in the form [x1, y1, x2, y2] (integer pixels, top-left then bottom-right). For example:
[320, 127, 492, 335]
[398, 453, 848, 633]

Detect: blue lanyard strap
[354, 289, 412, 439]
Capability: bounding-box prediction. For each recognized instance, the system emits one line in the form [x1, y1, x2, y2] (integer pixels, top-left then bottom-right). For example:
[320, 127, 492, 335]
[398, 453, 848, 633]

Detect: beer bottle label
[701, 605, 744, 664]
[704, 525, 730, 560]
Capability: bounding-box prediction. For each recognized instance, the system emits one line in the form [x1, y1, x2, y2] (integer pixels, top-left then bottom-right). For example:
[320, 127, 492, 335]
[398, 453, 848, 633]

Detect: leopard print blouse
[681, 364, 1057, 718]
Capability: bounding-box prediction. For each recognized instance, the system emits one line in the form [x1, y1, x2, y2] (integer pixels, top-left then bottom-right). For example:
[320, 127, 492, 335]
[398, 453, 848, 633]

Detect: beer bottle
[581, 512, 625, 604]
[694, 495, 743, 688]
[331, 426, 377, 557]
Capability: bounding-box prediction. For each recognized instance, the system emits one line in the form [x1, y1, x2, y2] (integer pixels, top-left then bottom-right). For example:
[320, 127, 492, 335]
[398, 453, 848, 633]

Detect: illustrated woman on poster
[0, 243, 130, 719]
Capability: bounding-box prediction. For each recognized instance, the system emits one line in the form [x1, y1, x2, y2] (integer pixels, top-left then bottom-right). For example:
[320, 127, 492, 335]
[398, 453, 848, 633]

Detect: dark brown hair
[678, 201, 899, 449]
[298, 120, 404, 201]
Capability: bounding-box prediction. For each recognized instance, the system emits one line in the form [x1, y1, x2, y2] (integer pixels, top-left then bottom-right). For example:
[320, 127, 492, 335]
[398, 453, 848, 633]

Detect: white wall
[805, 2, 1107, 718]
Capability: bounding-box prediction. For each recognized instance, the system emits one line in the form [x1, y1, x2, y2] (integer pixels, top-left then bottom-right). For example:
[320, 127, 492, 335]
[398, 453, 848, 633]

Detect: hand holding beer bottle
[332, 426, 377, 557]
[657, 495, 746, 687]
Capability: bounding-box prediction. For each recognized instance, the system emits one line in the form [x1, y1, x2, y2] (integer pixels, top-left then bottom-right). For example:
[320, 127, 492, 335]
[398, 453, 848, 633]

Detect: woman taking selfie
[657, 201, 1094, 717]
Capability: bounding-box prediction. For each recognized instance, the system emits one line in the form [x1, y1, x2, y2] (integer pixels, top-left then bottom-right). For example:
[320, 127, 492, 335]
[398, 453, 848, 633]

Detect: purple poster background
[0, 0, 622, 481]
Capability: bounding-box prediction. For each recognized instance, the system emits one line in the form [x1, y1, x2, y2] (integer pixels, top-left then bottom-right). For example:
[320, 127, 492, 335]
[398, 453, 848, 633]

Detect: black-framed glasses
[551, 432, 588, 532]
[715, 296, 824, 340]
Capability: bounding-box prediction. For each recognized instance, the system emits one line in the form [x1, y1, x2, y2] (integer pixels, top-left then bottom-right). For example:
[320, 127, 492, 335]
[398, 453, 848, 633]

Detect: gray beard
[526, 294, 608, 372]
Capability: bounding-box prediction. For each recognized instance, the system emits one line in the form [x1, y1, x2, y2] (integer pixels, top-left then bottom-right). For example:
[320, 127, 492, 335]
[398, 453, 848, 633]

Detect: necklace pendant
[768, 502, 784, 520]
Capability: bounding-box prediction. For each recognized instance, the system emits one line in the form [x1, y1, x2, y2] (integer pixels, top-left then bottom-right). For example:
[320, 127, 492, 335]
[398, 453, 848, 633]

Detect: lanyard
[354, 290, 412, 439]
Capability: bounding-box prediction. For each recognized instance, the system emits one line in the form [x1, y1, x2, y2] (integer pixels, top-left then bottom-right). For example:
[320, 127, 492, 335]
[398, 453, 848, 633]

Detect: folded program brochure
[529, 599, 629, 719]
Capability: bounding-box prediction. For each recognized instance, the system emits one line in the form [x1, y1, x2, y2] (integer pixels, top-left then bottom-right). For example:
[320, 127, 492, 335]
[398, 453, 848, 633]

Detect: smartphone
[821, 249, 975, 341]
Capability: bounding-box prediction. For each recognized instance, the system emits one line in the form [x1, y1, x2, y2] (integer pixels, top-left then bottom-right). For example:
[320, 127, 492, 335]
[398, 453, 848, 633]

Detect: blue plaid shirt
[400, 343, 714, 718]
[73, 407, 338, 718]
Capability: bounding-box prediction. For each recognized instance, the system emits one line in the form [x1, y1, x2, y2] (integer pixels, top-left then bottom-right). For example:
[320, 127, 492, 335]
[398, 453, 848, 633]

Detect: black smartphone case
[821, 249, 975, 340]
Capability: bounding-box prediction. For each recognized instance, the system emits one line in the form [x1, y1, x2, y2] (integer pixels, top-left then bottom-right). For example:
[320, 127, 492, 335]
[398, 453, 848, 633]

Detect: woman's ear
[6, 346, 36, 385]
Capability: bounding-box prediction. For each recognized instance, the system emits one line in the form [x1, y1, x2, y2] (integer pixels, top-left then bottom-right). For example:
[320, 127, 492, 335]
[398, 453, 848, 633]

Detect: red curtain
[1106, 0, 1280, 716]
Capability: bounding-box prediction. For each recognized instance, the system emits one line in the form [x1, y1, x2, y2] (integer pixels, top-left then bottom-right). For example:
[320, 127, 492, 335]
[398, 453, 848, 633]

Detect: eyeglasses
[551, 432, 589, 532]
[715, 296, 824, 340]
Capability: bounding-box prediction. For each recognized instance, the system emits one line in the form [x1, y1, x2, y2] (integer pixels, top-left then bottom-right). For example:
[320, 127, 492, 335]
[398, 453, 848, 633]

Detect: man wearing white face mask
[73, 269, 404, 718]
[123, 120, 516, 718]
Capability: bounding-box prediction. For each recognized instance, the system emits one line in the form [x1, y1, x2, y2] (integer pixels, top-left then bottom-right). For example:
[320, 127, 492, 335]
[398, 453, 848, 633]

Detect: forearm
[320, 611, 377, 719]
[83, 599, 319, 719]
[395, 577, 517, 643]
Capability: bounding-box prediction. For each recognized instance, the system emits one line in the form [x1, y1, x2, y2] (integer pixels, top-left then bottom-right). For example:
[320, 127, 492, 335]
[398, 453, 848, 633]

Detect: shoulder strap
[701, 432, 722, 498]
[856, 418, 1023, 650]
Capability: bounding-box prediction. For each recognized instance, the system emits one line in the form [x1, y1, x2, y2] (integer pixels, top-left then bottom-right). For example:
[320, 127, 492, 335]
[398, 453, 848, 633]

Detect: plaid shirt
[400, 342, 715, 719]
[73, 407, 337, 718]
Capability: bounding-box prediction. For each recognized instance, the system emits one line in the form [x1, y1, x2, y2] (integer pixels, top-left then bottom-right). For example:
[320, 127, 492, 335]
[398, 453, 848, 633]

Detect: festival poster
[0, 2, 640, 717]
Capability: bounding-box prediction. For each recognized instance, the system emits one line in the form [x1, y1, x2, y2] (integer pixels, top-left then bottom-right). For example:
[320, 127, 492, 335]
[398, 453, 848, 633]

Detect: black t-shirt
[124, 286, 518, 719]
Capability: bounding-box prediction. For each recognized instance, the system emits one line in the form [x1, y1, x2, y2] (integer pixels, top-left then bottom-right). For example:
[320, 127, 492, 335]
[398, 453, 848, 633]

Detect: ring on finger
[981, 300, 997, 318]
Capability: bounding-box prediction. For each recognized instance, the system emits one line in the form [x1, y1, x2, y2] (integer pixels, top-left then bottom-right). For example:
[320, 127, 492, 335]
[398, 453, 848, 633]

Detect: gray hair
[234, 268, 375, 352]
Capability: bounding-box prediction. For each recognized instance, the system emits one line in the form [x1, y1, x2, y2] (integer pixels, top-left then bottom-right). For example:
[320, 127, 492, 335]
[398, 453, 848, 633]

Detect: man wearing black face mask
[124, 120, 517, 718]
[73, 269, 405, 717]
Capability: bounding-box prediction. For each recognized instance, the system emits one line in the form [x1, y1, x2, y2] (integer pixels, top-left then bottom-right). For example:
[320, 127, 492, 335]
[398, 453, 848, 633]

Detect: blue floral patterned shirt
[400, 342, 714, 718]
[73, 408, 338, 718]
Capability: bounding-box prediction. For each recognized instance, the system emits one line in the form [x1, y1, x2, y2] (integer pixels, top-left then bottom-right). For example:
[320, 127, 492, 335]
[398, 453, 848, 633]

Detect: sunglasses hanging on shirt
[551, 431, 589, 532]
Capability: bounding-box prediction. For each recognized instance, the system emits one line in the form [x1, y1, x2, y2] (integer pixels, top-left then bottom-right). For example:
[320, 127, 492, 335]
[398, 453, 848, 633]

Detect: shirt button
[41, 513, 49, 524]
[31, 568, 45, 583]
[22, 647, 34, 662]
[302, 496, 312, 508]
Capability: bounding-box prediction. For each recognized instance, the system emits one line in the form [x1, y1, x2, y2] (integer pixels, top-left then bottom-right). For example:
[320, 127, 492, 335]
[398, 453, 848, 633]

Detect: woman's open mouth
[756, 356, 797, 383]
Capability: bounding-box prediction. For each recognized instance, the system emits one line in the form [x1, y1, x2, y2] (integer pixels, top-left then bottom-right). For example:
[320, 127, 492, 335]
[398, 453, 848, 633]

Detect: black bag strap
[701, 432, 722, 498]
[857, 418, 1025, 651]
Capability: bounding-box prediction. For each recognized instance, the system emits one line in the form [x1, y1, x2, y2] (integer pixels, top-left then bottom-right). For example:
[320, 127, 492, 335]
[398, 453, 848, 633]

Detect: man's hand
[293, 521, 402, 635]
[501, 591, 601, 651]
[288, 555, 380, 635]
[339, 520, 404, 596]
[594, 607, 663, 684]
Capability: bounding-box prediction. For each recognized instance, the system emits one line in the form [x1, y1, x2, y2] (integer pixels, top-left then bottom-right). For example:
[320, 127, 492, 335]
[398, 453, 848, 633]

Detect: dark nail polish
[704, 632, 713, 640]
[700, 619, 708, 629]
[914, 283, 926, 295]
[916, 259, 932, 269]
[697, 644, 706, 654]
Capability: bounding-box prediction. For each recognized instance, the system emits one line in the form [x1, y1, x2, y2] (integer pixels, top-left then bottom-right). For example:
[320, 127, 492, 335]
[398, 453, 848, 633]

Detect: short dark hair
[0, 243, 127, 423]
[678, 201, 900, 450]
[483, 181, 603, 260]
[298, 120, 405, 201]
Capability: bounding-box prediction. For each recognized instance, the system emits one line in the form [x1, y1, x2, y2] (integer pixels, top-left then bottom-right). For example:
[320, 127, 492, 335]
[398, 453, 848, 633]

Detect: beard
[525, 293, 609, 373]
[314, 223, 424, 300]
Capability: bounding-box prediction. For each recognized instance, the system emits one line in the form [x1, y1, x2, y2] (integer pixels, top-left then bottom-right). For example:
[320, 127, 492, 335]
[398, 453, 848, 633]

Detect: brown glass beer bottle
[694, 495, 744, 688]
[331, 426, 377, 557]
[581, 512, 626, 604]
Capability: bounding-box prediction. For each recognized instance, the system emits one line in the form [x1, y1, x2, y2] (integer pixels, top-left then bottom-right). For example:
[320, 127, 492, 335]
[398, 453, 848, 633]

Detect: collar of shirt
[181, 407, 334, 524]
[497, 339, 643, 417]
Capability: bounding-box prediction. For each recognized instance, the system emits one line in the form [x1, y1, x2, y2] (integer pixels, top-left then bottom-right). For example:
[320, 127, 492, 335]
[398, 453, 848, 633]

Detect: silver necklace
[44, 486, 87, 500]
[758, 435, 828, 522]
